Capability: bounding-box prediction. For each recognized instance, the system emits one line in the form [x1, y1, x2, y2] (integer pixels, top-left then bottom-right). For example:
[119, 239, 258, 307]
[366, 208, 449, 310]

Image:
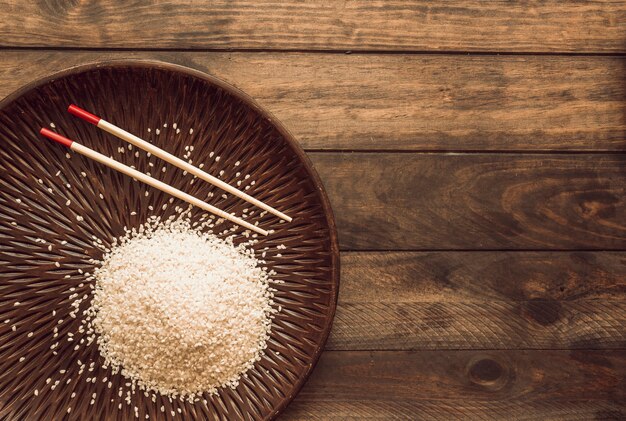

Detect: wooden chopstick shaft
[97, 120, 292, 222]
[70, 142, 268, 236]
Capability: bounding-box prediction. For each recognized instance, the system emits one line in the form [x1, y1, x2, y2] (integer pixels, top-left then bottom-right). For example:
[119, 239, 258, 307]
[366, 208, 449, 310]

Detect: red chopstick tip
[40, 128, 74, 148]
[68, 104, 101, 126]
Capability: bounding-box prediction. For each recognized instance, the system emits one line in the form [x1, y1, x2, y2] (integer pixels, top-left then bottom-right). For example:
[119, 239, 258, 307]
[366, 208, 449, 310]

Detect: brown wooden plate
[0, 61, 339, 420]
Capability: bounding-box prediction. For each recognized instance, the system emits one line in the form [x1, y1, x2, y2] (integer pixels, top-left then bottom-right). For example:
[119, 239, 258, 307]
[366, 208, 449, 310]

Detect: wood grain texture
[325, 251, 626, 350]
[0, 1, 625, 53]
[281, 350, 626, 420]
[328, 300, 626, 350]
[299, 350, 626, 401]
[339, 251, 626, 302]
[1, 51, 625, 151]
[282, 400, 626, 420]
[310, 153, 626, 250]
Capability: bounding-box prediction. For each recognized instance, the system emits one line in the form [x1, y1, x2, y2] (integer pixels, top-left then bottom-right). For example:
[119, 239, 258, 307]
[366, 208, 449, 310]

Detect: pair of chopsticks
[40, 105, 291, 236]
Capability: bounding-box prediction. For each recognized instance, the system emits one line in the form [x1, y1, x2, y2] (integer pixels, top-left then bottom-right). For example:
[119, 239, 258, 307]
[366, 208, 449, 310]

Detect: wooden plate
[0, 61, 339, 420]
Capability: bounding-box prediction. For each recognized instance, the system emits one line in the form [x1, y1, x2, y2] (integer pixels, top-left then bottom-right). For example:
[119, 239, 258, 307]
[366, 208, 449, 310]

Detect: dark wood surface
[2, 51, 626, 152]
[327, 252, 626, 351]
[1, 1, 624, 420]
[284, 350, 626, 420]
[1, 1, 625, 53]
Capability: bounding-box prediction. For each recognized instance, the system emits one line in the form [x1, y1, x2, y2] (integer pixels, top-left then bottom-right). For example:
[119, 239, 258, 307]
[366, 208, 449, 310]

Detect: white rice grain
[81, 217, 276, 400]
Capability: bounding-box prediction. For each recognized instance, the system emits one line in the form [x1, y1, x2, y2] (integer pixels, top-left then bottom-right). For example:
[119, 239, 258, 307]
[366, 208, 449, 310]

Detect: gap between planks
[2, 46, 626, 57]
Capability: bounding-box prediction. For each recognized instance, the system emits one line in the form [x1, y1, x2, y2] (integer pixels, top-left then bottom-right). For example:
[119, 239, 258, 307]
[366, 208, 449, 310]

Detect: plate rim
[0, 59, 340, 421]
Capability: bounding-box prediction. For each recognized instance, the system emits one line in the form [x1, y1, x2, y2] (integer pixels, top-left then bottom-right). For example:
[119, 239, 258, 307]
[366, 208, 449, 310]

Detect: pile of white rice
[80, 216, 276, 400]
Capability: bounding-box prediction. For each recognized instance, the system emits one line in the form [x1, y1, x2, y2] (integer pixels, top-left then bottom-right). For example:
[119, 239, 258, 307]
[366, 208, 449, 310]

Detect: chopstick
[67, 105, 292, 223]
[39, 128, 269, 236]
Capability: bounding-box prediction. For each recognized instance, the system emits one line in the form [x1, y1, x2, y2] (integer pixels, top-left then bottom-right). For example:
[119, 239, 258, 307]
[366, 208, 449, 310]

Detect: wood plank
[1, 51, 625, 151]
[281, 350, 626, 420]
[282, 400, 626, 420]
[0, 2, 624, 53]
[328, 300, 626, 350]
[325, 251, 626, 350]
[310, 153, 626, 250]
[300, 350, 626, 401]
[339, 251, 626, 302]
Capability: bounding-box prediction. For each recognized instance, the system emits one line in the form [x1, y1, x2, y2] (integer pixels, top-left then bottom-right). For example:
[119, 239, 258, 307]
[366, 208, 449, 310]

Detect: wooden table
[1, 2, 625, 419]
